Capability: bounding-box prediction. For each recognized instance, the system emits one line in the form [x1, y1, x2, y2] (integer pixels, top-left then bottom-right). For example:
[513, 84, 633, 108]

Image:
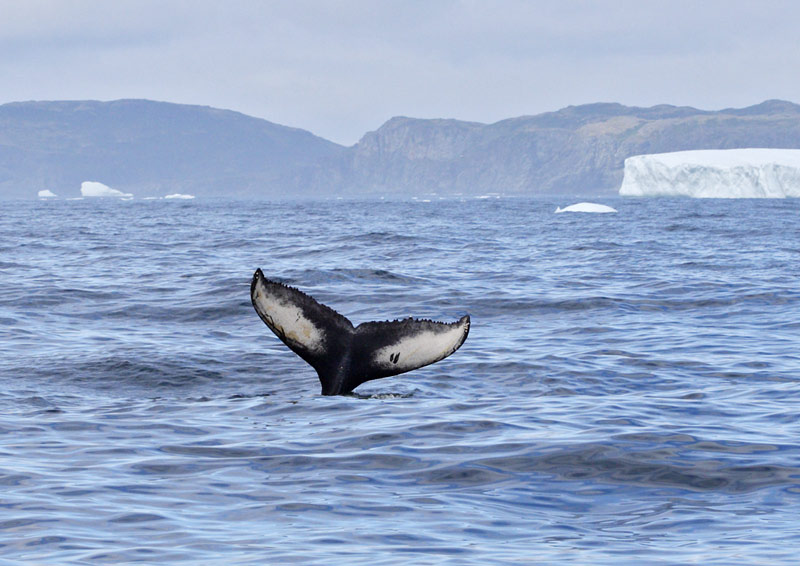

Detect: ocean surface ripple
[1, 197, 799, 564]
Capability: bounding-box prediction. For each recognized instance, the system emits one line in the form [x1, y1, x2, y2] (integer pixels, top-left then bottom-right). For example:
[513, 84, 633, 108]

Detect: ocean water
[1, 196, 799, 564]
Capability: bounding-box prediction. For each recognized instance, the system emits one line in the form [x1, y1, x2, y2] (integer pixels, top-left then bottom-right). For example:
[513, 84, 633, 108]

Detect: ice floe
[80, 181, 133, 198]
[555, 202, 617, 213]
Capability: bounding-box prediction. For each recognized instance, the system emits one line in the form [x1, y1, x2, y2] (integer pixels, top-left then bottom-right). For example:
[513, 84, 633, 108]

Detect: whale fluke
[250, 269, 470, 395]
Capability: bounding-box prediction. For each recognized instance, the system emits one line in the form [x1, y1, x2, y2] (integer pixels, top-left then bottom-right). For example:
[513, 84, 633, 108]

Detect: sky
[2, 0, 799, 145]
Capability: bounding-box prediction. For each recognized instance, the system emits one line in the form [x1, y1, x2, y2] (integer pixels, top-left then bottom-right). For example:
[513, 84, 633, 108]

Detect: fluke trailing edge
[250, 269, 470, 395]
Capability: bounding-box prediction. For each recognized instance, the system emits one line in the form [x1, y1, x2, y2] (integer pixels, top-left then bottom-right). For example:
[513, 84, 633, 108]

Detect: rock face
[344, 100, 800, 196]
[2, 99, 800, 199]
[619, 149, 800, 198]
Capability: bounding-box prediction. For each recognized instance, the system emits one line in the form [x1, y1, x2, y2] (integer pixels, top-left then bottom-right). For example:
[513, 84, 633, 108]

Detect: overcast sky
[2, 0, 798, 145]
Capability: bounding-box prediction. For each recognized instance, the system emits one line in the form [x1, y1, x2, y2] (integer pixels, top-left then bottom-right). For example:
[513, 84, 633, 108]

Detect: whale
[250, 269, 470, 395]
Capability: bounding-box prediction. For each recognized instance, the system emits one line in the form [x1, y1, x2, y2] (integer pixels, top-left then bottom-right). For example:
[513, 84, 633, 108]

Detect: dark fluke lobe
[250, 269, 470, 395]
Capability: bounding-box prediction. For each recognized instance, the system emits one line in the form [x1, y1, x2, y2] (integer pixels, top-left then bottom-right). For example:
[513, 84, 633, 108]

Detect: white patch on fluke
[372, 323, 467, 373]
[251, 278, 325, 354]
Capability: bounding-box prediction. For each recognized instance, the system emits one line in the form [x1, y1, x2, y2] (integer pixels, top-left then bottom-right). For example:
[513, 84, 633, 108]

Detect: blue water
[1, 197, 799, 564]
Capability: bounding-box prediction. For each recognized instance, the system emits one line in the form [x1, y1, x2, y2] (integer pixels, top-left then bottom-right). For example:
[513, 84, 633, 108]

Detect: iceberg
[619, 149, 800, 198]
[80, 181, 133, 198]
[164, 193, 195, 199]
[555, 202, 617, 213]
[38, 189, 57, 198]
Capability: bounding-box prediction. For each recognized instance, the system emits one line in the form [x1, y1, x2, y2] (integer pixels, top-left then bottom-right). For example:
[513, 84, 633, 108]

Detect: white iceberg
[164, 193, 195, 199]
[80, 181, 133, 198]
[619, 149, 800, 198]
[38, 189, 57, 198]
[555, 202, 617, 213]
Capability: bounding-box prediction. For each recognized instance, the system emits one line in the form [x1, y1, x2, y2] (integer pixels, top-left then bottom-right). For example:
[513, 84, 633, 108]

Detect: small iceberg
[38, 189, 57, 198]
[555, 202, 617, 213]
[164, 193, 195, 200]
[81, 181, 133, 198]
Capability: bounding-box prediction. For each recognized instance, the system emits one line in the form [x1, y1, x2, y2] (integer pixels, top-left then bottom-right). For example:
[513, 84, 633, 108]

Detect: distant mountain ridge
[346, 99, 800, 196]
[2, 98, 800, 198]
[0, 99, 344, 199]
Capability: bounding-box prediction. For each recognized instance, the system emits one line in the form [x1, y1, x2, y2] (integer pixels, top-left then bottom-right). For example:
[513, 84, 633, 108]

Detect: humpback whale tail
[250, 269, 470, 395]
